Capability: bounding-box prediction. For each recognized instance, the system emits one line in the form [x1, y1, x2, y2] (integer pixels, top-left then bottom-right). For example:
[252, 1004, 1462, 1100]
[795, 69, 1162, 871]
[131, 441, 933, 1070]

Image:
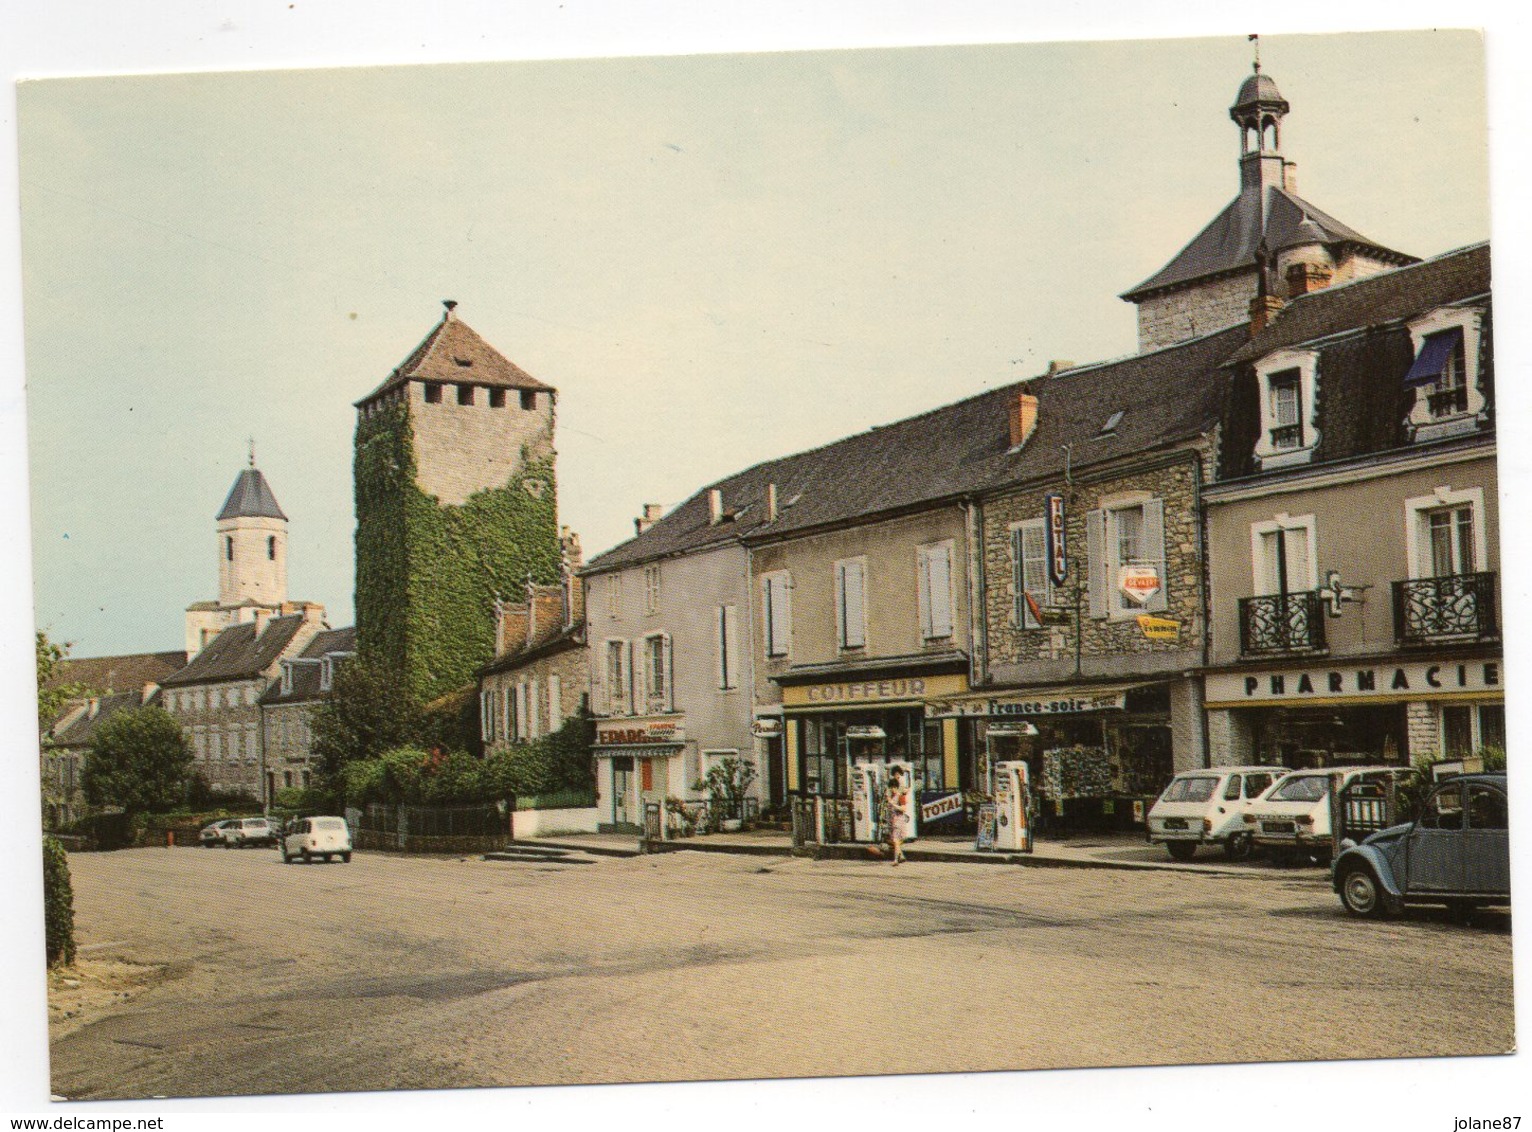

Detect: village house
[259, 625, 357, 801]
[1202, 242, 1497, 769]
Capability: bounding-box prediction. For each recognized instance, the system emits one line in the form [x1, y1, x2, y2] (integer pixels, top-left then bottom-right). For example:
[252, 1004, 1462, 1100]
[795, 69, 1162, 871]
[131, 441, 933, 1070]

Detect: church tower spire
[214, 458, 288, 608]
[1230, 56, 1291, 195]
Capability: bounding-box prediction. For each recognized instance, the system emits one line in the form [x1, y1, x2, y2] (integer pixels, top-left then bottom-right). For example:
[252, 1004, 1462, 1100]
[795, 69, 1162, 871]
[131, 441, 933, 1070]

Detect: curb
[512, 837, 644, 859]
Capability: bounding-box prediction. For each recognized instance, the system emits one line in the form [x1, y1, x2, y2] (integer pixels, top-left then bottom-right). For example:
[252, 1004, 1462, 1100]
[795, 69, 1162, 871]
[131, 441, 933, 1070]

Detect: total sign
[1118, 565, 1161, 605]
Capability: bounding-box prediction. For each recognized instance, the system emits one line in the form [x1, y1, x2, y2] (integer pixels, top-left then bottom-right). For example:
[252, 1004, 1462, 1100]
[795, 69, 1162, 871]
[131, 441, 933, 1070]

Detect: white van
[1244, 766, 1411, 861]
[1146, 766, 1287, 860]
[282, 816, 353, 864]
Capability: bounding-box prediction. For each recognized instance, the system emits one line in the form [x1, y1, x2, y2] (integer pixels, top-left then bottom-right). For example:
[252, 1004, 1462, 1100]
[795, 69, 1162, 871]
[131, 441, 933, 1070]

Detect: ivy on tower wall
[354, 400, 562, 705]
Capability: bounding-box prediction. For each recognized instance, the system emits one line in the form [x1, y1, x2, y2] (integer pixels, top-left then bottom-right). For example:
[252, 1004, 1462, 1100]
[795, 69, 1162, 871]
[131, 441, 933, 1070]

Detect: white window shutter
[502, 685, 512, 739]
[930, 546, 952, 638]
[529, 676, 540, 738]
[1087, 509, 1108, 619]
[720, 605, 739, 689]
[917, 549, 933, 639]
[1143, 499, 1168, 613]
[665, 632, 675, 712]
[841, 561, 866, 647]
[1012, 527, 1027, 627]
[480, 691, 491, 741]
[549, 674, 563, 731]
[631, 640, 646, 713]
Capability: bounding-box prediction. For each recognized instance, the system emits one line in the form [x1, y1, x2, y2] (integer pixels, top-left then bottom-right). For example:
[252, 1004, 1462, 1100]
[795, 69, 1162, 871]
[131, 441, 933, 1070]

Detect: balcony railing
[1239, 591, 1328, 657]
[1392, 572, 1499, 645]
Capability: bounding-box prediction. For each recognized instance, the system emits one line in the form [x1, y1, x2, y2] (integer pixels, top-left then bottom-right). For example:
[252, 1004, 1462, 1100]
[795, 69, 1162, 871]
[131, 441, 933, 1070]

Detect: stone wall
[1136, 273, 1256, 352]
[262, 700, 317, 790]
[165, 679, 266, 798]
[482, 642, 590, 752]
[1206, 708, 1255, 766]
[982, 448, 1208, 684]
[408, 379, 555, 507]
[1405, 700, 1438, 762]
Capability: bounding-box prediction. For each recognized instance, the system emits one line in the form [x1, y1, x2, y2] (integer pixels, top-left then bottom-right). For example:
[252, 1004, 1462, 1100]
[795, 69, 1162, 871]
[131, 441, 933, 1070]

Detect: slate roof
[1225, 242, 1491, 365]
[1121, 185, 1415, 301]
[584, 323, 1250, 572]
[481, 622, 586, 677]
[160, 615, 312, 687]
[259, 627, 357, 705]
[1218, 243, 1493, 479]
[47, 650, 187, 694]
[217, 467, 288, 521]
[44, 691, 151, 750]
[357, 311, 554, 406]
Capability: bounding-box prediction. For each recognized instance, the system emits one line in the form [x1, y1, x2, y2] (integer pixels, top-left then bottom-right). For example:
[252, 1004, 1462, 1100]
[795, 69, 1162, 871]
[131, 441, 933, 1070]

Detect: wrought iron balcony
[1238, 591, 1328, 658]
[1392, 572, 1499, 645]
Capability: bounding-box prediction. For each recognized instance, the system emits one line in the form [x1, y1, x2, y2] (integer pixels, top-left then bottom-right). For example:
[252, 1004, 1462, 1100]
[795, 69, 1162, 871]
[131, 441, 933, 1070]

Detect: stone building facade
[259, 625, 357, 800]
[480, 560, 589, 757]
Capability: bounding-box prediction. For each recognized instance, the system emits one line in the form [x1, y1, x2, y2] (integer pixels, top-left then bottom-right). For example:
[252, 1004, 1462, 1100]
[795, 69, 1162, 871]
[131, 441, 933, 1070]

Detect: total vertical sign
[1045, 494, 1068, 586]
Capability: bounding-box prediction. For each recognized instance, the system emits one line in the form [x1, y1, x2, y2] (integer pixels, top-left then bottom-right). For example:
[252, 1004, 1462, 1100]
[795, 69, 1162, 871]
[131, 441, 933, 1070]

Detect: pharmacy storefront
[1204, 656, 1504, 769]
[592, 715, 685, 833]
[927, 681, 1177, 833]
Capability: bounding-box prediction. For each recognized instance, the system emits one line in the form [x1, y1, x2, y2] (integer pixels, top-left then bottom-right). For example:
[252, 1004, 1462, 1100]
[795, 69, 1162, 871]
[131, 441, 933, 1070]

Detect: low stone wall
[353, 829, 511, 854]
[511, 807, 600, 837]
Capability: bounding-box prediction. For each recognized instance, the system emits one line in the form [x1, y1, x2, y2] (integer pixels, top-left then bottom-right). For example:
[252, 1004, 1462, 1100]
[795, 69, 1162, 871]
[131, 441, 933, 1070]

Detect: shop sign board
[751, 718, 782, 739]
[595, 717, 686, 747]
[1118, 564, 1160, 604]
[1136, 614, 1179, 642]
[782, 671, 969, 708]
[844, 725, 887, 740]
[1045, 493, 1068, 586]
[975, 803, 998, 850]
[1205, 660, 1502, 706]
[919, 791, 964, 826]
[929, 689, 1128, 718]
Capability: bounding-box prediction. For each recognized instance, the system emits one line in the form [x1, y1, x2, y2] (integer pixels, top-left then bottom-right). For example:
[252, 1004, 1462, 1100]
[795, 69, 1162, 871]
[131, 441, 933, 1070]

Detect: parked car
[1333, 773, 1509, 918]
[1243, 765, 1414, 862]
[1146, 766, 1287, 860]
[199, 818, 240, 848]
[282, 816, 353, 864]
[223, 817, 278, 848]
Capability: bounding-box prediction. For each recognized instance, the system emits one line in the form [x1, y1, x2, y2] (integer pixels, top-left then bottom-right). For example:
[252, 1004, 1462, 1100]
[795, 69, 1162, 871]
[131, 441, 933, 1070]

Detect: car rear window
[1161, 776, 1219, 803]
[314, 818, 347, 831]
[1270, 775, 1328, 802]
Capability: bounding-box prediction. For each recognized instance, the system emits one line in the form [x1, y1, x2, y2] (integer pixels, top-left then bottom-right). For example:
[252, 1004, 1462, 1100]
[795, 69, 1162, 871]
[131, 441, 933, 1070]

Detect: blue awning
[1403, 327, 1463, 388]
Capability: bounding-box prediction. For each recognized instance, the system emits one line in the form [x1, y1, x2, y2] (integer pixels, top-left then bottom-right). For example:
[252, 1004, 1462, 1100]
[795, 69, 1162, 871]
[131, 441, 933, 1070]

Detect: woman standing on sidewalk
[885, 767, 911, 866]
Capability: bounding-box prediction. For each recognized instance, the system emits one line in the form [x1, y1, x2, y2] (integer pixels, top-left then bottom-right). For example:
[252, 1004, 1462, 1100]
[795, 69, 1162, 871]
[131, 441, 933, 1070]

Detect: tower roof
[1231, 69, 1289, 117]
[217, 467, 287, 521]
[357, 307, 555, 407]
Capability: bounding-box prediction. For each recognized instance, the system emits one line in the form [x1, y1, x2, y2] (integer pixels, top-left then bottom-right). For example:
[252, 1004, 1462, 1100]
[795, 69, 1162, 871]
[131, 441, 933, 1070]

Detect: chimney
[1008, 391, 1040, 450]
[634, 504, 663, 535]
[708, 488, 725, 525]
[1045, 360, 1075, 375]
[86, 697, 100, 720]
[442, 299, 458, 319]
[1283, 161, 1298, 193]
[1285, 261, 1333, 297]
[1249, 294, 1285, 335]
[766, 483, 778, 523]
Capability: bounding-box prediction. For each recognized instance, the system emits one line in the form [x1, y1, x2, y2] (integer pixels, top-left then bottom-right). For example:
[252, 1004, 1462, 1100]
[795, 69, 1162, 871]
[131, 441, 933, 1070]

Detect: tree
[310, 655, 419, 789]
[36, 631, 89, 732]
[82, 706, 193, 815]
[42, 836, 75, 967]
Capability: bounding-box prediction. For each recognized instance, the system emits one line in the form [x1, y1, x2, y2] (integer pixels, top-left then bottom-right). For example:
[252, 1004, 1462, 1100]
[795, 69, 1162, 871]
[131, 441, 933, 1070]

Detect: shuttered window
[763, 572, 791, 657]
[835, 559, 867, 649]
[1089, 500, 1168, 616]
[548, 674, 563, 732]
[1012, 520, 1051, 628]
[718, 604, 740, 689]
[917, 543, 954, 640]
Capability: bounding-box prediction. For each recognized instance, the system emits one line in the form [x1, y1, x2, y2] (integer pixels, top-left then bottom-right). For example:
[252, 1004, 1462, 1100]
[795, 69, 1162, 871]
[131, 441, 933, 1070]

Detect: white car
[1146, 766, 1286, 860]
[1244, 766, 1412, 861]
[199, 818, 239, 848]
[223, 817, 278, 848]
[282, 816, 353, 864]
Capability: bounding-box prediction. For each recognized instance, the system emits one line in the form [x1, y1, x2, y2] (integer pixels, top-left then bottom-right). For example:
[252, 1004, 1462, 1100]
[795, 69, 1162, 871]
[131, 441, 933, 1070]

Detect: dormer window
[320, 657, 334, 692]
[279, 661, 293, 696]
[1405, 308, 1484, 442]
[1252, 349, 1319, 469]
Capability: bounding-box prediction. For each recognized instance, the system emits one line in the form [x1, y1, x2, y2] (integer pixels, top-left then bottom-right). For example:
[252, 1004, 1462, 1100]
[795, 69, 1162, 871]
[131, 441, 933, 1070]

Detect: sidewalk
[512, 829, 1329, 879]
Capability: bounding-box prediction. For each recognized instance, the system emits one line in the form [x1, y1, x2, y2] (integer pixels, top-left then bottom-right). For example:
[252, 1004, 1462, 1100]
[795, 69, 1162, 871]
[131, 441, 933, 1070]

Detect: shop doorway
[765, 737, 785, 810]
[612, 757, 634, 825]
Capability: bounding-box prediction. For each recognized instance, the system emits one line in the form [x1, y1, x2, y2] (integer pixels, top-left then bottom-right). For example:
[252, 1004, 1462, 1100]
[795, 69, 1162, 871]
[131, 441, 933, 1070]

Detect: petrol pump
[850, 758, 919, 843]
[993, 759, 1034, 852]
[983, 722, 1035, 794]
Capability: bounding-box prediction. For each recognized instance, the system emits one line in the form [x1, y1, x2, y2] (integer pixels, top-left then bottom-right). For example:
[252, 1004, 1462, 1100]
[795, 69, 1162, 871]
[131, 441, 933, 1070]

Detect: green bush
[42, 836, 75, 967]
[271, 786, 331, 814]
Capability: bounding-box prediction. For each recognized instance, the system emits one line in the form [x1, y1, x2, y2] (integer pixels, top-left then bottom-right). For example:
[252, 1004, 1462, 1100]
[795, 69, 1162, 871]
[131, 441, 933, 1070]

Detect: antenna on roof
[1248, 33, 1260, 72]
[442, 299, 458, 319]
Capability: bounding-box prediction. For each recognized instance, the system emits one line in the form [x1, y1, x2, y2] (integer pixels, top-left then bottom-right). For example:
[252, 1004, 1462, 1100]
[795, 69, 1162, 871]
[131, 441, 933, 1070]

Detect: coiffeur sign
[781, 672, 969, 708]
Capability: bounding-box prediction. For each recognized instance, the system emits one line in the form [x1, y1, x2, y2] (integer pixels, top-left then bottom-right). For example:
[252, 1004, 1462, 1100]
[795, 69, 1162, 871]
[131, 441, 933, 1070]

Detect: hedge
[43, 836, 75, 967]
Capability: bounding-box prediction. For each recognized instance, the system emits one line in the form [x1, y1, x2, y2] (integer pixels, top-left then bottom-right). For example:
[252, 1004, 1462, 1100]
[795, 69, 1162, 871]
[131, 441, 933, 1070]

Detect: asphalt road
[50, 845, 1513, 1100]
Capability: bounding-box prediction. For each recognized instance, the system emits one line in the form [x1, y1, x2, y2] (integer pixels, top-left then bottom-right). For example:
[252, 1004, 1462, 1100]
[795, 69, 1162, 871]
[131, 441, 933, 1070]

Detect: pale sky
[16, 30, 1490, 657]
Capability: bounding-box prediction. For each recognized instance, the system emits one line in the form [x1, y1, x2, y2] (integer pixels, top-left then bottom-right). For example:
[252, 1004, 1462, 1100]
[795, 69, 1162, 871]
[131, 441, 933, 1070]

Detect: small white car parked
[1244, 766, 1409, 862]
[1146, 766, 1287, 860]
[224, 817, 278, 848]
[282, 816, 353, 864]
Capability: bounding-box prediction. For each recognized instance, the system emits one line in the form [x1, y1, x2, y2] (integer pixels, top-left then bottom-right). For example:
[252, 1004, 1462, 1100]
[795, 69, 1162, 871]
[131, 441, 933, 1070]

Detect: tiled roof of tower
[160, 615, 311, 686]
[1121, 187, 1417, 301]
[1225, 242, 1491, 365]
[583, 322, 1249, 572]
[216, 468, 287, 521]
[357, 313, 555, 405]
[47, 650, 188, 694]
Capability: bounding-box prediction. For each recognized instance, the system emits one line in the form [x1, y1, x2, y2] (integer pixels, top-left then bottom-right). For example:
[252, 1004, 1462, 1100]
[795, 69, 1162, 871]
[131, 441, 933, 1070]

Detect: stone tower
[185, 457, 321, 657]
[353, 302, 563, 703]
[1121, 63, 1418, 352]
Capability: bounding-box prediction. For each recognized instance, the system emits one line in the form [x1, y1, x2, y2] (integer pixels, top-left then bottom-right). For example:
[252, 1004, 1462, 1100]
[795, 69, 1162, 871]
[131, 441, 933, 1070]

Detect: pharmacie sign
[594, 717, 686, 747]
[1205, 660, 1502, 707]
[929, 689, 1127, 718]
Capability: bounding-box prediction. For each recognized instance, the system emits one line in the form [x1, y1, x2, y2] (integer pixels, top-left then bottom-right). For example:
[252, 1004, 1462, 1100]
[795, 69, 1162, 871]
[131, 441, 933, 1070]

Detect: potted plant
[693, 756, 757, 833]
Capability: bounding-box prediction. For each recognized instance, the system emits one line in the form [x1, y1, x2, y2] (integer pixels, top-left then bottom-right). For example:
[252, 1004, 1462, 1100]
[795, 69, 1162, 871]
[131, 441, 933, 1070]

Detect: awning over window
[1403, 326, 1463, 388]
